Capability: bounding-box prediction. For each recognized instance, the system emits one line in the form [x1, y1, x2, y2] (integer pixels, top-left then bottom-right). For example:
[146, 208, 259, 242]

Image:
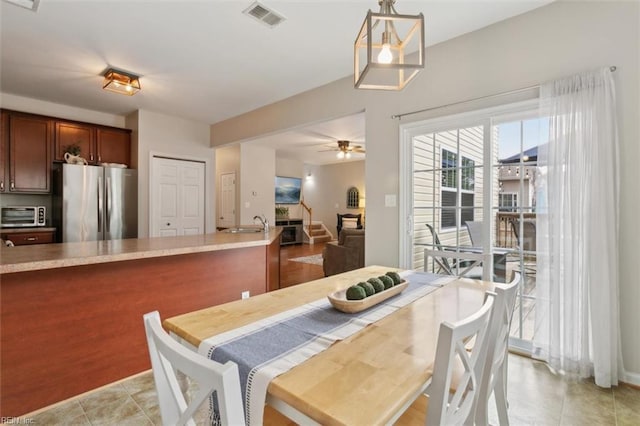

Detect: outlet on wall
[241, 291, 250, 299]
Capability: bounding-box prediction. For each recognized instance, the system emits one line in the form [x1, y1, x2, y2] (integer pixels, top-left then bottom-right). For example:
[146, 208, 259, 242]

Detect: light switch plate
[385, 194, 397, 207]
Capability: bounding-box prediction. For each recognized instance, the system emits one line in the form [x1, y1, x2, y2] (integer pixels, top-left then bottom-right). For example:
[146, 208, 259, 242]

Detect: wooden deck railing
[495, 212, 536, 248]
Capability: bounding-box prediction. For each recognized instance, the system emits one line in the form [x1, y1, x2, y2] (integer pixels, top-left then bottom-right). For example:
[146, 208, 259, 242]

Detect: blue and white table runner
[198, 271, 455, 425]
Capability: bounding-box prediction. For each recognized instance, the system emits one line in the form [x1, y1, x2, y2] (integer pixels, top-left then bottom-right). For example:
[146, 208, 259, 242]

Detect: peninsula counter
[0, 228, 281, 417]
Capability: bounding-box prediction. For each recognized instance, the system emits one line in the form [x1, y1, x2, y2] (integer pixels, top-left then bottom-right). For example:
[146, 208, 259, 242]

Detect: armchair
[336, 213, 363, 235]
[322, 228, 365, 277]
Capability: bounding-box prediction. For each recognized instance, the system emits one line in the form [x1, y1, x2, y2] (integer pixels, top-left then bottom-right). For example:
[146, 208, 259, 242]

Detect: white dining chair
[143, 311, 246, 426]
[474, 272, 521, 426]
[395, 293, 495, 425]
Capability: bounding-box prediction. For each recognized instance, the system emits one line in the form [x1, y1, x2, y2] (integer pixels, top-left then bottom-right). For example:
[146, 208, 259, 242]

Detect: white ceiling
[0, 0, 553, 164]
[248, 111, 366, 165]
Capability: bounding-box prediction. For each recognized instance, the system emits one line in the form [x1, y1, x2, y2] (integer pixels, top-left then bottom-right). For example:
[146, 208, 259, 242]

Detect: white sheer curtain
[534, 67, 623, 387]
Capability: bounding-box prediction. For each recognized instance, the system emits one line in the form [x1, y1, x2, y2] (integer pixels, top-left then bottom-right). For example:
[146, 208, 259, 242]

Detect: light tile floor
[11, 354, 640, 425]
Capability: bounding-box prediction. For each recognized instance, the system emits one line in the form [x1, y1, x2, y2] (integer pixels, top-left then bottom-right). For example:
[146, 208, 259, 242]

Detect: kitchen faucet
[253, 215, 269, 232]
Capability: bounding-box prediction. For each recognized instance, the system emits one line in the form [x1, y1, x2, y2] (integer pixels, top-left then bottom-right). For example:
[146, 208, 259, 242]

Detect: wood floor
[279, 242, 327, 288]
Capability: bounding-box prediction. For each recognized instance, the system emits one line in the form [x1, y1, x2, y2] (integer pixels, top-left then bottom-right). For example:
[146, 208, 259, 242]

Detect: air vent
[2, 0, 40, 11]
[243, 1, 285, 28]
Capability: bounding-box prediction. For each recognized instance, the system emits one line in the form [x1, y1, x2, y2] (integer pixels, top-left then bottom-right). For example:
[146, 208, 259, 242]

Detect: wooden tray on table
[327, 280, 408, 313]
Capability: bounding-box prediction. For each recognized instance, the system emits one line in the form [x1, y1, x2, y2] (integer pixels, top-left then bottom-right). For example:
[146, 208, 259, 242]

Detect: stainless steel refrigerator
[53, 163, 137, 242]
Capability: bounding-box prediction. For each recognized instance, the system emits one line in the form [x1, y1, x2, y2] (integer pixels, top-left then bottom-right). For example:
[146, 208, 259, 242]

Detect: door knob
[166, 223, 170, 226]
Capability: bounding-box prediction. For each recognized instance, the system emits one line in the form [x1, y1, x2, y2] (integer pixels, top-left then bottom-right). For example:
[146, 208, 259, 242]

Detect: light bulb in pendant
[337, 151, 345, 159]
[378, 43, 393, 64]
[345, 152, 352, 159]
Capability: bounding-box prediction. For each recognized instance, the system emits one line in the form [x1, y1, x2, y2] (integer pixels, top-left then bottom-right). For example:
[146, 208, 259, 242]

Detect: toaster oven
[1, 206, 46, 227]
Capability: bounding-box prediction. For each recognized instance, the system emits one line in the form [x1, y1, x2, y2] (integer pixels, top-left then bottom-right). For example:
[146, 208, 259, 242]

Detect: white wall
[215, 145, 241, 227]
[210, 2, 640, 378]
[134, 109, 214, 237]
[239, 144, 275, 226]
[0, 93, 126, 128]
[303, 161, 365, 238]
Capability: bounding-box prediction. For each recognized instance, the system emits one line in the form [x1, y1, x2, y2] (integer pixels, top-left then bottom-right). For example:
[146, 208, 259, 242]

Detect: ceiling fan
[318, 140, 366, 159]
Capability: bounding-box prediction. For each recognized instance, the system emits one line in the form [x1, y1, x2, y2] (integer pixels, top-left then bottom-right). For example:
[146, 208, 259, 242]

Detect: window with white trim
[498, 193, 518, 212]
[441, 149, 475, 229]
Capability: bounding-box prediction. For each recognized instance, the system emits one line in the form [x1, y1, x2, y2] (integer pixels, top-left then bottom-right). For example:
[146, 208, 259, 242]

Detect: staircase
[299, 200, 333, 244]
[305, 222, 332, 244]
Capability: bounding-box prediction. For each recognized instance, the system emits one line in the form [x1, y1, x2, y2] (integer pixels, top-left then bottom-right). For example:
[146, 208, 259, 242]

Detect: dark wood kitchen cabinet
[4, 112, 52, 193]
[54, 121, 96, 163]
[0, 230, 55, 246]
[96, 127, 131, 165]
[54, 122, 131, 166]
[0, 111, 7, 193]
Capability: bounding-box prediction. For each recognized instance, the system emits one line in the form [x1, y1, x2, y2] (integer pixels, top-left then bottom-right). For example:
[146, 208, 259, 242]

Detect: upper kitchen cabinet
[54, 122, 131, 166]
[0, 111, 7, 193]
[96, 128, 131, 166]
[5, 112, 52, 193]
[54, 121, 95, 163]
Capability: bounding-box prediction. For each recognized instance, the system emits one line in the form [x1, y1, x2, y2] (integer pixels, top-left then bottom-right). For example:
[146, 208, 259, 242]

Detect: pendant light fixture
[354, 0, 424, 90]
[102, 68, 141, 96]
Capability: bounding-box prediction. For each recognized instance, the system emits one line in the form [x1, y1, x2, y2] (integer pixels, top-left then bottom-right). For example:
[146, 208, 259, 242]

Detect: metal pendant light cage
[354, 0, 424, 90]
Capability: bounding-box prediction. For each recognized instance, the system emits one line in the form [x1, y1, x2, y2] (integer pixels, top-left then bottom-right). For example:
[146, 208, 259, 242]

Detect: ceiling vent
[2, 0, 40, 11]
[243, 1, 285, 28]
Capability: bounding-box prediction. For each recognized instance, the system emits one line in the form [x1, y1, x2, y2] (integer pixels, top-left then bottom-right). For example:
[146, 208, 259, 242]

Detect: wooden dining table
[163, 265, 493, 425]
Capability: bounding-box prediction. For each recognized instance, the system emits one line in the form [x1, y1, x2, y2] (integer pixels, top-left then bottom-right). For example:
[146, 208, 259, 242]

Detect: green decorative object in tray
[327, 280, 408, 313]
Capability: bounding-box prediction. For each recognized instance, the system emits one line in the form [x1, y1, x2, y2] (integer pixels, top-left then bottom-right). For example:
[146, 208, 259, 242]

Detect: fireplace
[276, 219, 302, 245]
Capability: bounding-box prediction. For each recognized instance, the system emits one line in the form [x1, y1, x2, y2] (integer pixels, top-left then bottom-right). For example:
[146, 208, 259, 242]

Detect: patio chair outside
[465, 220, 483, 248]
[424, 224, 484, 279]
[511, 218, 537, 276]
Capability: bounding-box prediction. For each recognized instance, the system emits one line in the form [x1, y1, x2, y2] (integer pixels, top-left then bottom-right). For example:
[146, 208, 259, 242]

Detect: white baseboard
[622, 369, 640, 387]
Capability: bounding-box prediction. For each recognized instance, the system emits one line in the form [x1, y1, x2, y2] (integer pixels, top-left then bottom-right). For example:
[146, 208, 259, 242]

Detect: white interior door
[219, 172, 236, 228]
[152, 157, 205, 237]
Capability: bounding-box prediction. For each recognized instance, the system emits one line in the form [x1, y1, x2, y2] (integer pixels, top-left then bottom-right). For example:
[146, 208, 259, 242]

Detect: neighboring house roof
[500, 144, 545, 163]
[500, 144, 546, 163]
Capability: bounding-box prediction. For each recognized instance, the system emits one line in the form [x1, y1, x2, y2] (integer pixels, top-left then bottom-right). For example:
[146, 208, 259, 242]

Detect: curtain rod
[391, 66, 617, 120]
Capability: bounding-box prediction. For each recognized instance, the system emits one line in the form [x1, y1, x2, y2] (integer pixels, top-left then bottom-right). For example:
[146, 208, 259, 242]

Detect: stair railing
[300, 199, 312, 232]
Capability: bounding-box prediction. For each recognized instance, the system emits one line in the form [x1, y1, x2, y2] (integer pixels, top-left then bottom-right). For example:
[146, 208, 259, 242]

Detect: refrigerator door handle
[106, 176, 111, 233]
[97, 175, 103, 232]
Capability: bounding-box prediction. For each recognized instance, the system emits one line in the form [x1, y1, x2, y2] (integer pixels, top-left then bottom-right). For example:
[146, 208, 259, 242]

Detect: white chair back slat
[474, 272, 521, 426]
[143, 311, 246, 426]
[427, 294, 495, 426]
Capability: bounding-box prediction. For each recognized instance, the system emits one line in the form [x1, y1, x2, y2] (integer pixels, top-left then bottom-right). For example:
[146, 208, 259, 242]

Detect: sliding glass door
[409, 125, 487, 272]
[493, 116, 548, 348]
[400, 100, 548, 351]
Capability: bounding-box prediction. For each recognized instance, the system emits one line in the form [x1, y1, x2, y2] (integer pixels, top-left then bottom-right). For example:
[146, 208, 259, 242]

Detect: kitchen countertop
[0, 227, 281, 274]
[1, 227, 56, 233]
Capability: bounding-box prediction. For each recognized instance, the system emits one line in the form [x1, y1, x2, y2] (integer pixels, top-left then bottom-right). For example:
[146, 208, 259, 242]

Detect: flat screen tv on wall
[275, 176, 302, 204]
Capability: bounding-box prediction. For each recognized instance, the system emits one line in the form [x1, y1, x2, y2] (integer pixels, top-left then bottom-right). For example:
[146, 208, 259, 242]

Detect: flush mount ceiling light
[354, 0, 424, 90]
[102, 68, 141, 96]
